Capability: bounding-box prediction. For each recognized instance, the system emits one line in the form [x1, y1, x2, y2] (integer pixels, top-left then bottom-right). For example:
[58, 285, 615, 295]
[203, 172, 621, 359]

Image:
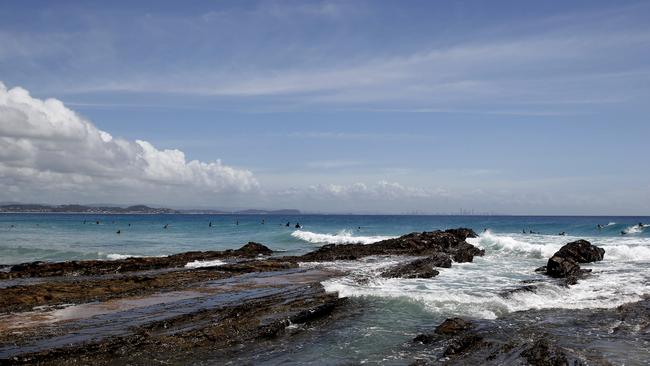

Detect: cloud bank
[0, 82, 258, 203]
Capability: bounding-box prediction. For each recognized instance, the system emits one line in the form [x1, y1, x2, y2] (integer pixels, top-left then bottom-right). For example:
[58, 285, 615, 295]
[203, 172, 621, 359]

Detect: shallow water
[1, 214, 649, 363]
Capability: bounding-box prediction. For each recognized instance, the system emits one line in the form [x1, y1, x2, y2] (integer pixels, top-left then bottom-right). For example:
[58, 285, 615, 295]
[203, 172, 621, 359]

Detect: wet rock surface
[296, 228, 484, 262]
[380, 252, 452, 279]
[381, 258, 441, 279]
[0, 268, 345, 365]
[542, 240, 604, 284]
[1, 242, 274, 279]
[409, 297, 650, 365]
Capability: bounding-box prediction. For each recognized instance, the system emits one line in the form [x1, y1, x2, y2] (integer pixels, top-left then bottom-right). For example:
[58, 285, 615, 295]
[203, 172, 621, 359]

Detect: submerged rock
[520, 339, 569, 366]
[435, 317, 473, 335]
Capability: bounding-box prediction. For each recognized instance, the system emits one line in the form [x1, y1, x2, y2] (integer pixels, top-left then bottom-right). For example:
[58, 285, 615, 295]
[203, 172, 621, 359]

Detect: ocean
[1, 214, 649, 363]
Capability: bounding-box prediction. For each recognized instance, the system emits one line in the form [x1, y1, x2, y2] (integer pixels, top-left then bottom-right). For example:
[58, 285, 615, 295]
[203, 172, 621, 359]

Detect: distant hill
[0, 204, 178, 214]
[0, 204, 300, 215]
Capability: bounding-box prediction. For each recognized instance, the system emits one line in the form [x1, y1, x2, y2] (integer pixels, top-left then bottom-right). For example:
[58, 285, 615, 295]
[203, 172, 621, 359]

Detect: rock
[443, 334, 485, 356]
[3, 242, 274, 279]
[545, 256, 581, 278]
[499, 285, 538, 298]
[542, 239, 603, 284]
[413, 334, 437, 344]
[298, 228, 484, 263]
[553, 240, 605, 263]
[381, 258, 440, 279]
[381, 253, 451, 279]
[450, 242, 485, 263]
[429, 252, 453, 268]
[520, 339, 569, 366]
[444, 228, 478, 240]
[435, 318, 472, 335]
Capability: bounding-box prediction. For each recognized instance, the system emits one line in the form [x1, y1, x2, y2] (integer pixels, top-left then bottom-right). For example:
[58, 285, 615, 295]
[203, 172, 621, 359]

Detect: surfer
[116, 230, 121, 234]
[295, 222, 301, 229]
[163, 224, 168, 229]
[597, 224, 603, 230]
[286, 222, 290, 227]
[209, 221, 212, 227]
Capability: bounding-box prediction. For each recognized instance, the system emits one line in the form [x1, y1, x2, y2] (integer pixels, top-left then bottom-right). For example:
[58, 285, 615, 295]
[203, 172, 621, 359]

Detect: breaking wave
[291, 229, 395, 245]
[184, 259, 227, 268]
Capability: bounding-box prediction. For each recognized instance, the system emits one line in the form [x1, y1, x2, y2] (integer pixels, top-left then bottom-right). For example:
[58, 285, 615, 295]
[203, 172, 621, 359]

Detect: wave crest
[291, 229, 395, 245]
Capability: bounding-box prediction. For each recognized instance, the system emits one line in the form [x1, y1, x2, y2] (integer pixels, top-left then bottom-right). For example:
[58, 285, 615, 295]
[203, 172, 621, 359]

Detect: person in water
[209, 221, 212, 227]
[295, 222, 301, 229]
[116, 230, 121, 234]
[286, 222, 290, 227]
[163, 224, 168, 229]
[597, 224, 603, 230]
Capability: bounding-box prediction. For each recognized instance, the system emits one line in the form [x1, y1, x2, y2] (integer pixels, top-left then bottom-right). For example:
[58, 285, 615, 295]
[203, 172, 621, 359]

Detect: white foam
[468, 230, 560, 259]
[291, 229, 395, 245]
[602, 245, 650, 261]
[184, 259, 227, 268]
[106, 253, 136, 260]
[623, 225, 645, 234]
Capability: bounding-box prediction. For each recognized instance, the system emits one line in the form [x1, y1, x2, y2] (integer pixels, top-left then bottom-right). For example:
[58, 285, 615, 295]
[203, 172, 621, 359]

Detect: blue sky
[0, 0, 649, 214]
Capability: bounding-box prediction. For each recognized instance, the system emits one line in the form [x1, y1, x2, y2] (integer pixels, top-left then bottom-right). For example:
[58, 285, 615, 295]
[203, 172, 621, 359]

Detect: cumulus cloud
[0, 82, 258, 203]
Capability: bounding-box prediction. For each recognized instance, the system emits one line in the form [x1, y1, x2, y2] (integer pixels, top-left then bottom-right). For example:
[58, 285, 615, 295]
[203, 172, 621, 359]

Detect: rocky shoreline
[0, 229, 647, 365]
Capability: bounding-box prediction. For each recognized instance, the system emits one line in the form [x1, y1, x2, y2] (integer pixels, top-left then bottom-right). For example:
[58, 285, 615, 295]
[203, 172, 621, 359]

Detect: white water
[184, 259, 227, 268]
[304, 230, 650, 320]
[292, 229, 395, 245]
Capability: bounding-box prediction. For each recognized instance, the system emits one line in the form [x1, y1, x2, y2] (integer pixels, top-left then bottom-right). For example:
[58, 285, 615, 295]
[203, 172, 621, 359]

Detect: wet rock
[520, 339, 569, 366]
[546, 256, 582, 278]
[380, 253, 451, 279]
[298, 228, 483, 263]
[542, 240, 603, 284]
[435, 317, 472, 335]
[444, 228, 478, 240]
[2, 242, 274, 279]
[554, 239, 605, 263]
[381, 258, 440, 279]
[450, 242, 485, 263]
[413, 333, 438, 344]
[500, 285, 538, 298]
[0, 260, 298, 313]
[443, 334, 485, 356]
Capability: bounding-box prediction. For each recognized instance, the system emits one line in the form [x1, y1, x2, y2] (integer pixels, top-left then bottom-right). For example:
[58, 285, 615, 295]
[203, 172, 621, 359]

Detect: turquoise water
[1, 214, 648, 264]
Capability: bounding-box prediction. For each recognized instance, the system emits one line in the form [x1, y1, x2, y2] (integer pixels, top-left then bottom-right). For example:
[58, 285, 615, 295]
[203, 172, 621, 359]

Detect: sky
[1, 0, 649, 215]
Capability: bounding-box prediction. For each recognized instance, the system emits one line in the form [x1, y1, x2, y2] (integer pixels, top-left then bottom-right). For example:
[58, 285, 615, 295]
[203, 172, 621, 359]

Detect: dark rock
[520, 339, 569, 366]
[443, 334, 485, 356]
[3, 242, 274, 279]
[541, 239, 605, 284]
[381, 253, 451, 279]
[429, 252, 453, 268]
[554, 239, 605, 263]
[435, 317, 472, 335]
[413, 334, 438, 344]
[298, 229, 484, 263]
[499, 285, 538, 298]
[381, 259, 440, 279]
[451, 242, 485, 263]
[444, 227, 478, 240]
[546, 255, 581, 278]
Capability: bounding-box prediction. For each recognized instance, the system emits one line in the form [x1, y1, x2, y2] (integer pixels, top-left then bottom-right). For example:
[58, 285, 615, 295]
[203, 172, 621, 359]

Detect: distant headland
[0, 204, 301, 215]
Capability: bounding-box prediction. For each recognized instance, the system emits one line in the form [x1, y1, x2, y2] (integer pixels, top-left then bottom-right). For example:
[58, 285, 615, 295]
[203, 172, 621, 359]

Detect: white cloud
[0, 82, 258, 202]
